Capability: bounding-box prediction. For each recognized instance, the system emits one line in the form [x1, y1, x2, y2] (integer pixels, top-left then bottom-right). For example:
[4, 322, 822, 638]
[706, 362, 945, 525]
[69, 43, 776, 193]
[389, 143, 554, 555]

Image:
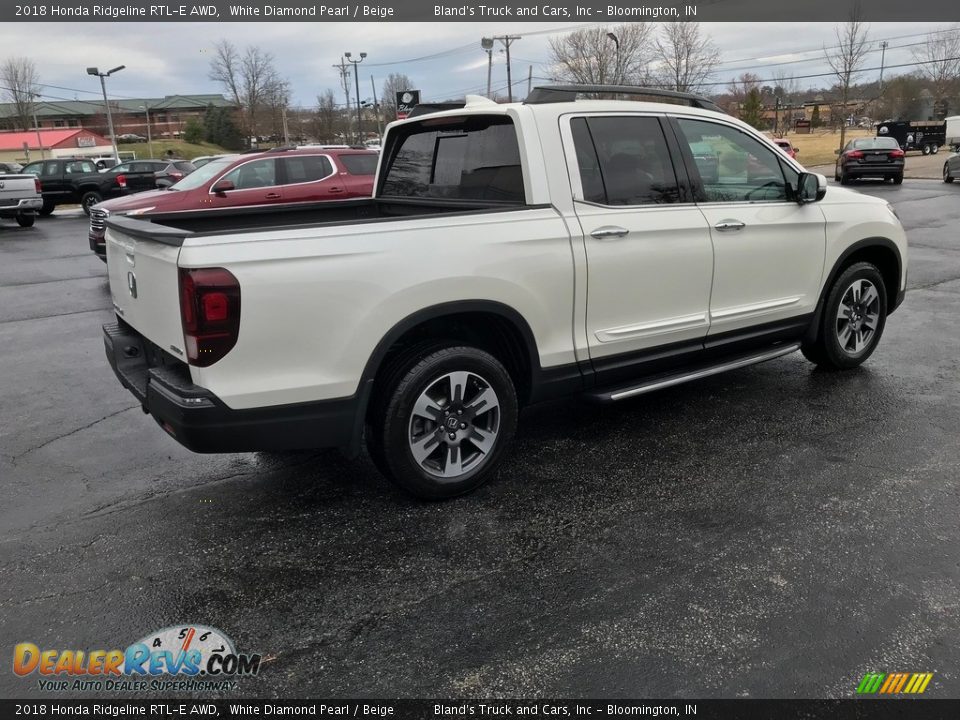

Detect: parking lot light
[87, 65, 125, 165]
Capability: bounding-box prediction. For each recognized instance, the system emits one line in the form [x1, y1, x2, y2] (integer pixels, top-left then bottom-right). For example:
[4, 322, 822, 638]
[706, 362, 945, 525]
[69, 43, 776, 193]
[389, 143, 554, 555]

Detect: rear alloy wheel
[369, 345, 518, 499]
[932, 145, 940, 154]
[802, 262, 887, 370]
[16, 214, 35, 227]
[922, 144, 931, 155]
[944, 163, 955, 184]
[81, 191, 103, 216]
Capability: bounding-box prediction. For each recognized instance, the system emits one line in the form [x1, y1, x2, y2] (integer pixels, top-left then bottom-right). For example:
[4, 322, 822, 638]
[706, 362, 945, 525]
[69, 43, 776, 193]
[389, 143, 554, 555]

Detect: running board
[590, 343, 801, 402]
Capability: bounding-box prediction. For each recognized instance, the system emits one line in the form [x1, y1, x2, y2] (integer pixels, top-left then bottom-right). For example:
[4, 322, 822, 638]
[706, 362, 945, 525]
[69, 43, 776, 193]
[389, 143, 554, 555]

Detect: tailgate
[0, 176, 33, 206]
[105, 219, 188, 362]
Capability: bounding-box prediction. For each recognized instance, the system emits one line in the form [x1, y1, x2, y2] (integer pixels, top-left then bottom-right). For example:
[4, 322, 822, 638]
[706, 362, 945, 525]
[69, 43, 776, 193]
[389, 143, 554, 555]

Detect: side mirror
[796, 172, 826, 204]
[211, 180, 235, 195]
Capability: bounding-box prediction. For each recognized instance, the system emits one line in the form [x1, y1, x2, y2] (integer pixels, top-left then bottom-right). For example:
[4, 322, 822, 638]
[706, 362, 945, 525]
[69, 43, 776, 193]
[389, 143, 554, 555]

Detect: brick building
[0, 128, 113, 163]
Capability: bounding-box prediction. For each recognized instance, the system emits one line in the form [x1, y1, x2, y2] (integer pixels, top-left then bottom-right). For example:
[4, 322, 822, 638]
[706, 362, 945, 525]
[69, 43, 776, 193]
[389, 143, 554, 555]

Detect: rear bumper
[0, 197, 42, 216]
[103, 321, 366, 454]
[843, 162, 904, 176]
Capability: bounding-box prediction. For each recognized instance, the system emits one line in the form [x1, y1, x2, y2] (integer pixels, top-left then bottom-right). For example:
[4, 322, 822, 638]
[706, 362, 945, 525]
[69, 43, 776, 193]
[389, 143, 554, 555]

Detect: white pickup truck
[0, 170, 42, 227]
[102, 85, 908, 498]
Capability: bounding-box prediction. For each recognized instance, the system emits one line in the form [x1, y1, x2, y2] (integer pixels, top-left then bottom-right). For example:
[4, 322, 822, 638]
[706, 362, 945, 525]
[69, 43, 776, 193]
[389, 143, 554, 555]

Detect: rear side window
[381, 115, 525, 203]
[222, 158, 278, 189]
[283, 155, 333, 184]
[340, 154, 378, 176]
[570, 116, 681, 206]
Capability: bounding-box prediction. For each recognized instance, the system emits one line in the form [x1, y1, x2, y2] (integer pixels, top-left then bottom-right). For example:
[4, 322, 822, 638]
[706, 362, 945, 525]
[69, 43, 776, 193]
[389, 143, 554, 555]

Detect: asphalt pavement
[1, 182, 959, 699]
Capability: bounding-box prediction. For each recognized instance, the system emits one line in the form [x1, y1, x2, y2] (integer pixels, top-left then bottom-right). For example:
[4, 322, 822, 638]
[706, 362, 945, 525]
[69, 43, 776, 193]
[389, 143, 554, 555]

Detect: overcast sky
[0, 21, 949, 108]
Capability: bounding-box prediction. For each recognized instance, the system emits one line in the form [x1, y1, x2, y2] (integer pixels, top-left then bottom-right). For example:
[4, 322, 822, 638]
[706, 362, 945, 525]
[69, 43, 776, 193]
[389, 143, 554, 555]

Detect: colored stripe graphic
[858, 672, 932, 694]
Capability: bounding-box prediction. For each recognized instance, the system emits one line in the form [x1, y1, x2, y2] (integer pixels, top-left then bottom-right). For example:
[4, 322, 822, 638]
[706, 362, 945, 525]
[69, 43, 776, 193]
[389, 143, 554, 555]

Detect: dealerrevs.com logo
[13, 625, 261, 692]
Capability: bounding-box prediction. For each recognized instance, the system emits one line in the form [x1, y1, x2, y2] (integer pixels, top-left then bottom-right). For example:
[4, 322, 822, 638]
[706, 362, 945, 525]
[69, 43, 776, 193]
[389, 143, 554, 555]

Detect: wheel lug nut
[460, 423, 466, 429]
[448, 433, 456, 440]
[457, 409, 463, 415]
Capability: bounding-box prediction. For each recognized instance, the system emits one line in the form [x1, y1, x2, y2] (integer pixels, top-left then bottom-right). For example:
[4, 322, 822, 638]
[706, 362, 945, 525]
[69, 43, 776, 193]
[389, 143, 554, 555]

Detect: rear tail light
[845, 150, 864, 159]
[34, 177, 42, 193]
[117, 174, 127, 188]
[179, 267, 241, 367]
[890, 149, 905, 158]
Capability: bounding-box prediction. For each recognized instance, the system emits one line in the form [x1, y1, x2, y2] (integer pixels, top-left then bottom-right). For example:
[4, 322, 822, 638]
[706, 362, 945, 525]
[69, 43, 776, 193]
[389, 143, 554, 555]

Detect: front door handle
[714, 220, 745, 232]
[590, 226, 629, 240]
[328, 187, 344, 194]
[265, 192, 281, 199]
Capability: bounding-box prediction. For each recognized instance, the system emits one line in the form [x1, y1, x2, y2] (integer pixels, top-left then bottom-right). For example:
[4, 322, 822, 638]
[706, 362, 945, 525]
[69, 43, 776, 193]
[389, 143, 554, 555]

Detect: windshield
[168, 156, 236, 190]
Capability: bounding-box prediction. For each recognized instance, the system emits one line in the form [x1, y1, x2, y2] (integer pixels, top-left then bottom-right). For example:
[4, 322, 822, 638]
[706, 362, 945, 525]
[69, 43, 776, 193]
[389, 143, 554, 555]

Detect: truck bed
[105, 196, 531, 244]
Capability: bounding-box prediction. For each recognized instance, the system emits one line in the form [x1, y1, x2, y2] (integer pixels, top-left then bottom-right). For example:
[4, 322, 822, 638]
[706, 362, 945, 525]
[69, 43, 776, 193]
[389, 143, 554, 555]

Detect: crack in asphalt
[11, 405, 139, 461]
[0, 275, 106, 289]
[0, 307, 110, 326]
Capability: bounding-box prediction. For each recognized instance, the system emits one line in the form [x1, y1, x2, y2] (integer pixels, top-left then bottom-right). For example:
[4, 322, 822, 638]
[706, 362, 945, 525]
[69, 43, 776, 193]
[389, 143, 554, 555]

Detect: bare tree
[314, 89, 343, 143]
[548, 24, 653, 86]
[824, 3, 870, 152]
[772, 70, 802, 104]
[381, 73, 414, 120]
[0, 57, 39, 131]
[208, 39, 286, 141]
[653, 22, 720, 94]
[911, 25, 960, 116]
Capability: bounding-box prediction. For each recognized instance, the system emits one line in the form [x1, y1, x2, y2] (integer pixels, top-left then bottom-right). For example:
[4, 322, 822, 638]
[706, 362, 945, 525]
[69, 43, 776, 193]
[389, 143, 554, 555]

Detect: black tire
[39, 200, 55, 216]
[932, 144, 940, 155]
[922, 144, 931, 155]
[944, 163, 954, 184]
[15, 214, 35, 227]
[802, 262, 888, 370]
[81, 191, 102, 216]
[839, 172, 851, 185]
[893, 173, 904, 185]
[367, 344, 518, 499]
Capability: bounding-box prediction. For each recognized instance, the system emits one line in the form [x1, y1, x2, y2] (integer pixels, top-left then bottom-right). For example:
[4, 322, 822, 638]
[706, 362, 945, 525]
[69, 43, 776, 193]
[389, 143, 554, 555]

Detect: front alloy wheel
[801, 261, 888, 370]
[835, 279, 881, 357]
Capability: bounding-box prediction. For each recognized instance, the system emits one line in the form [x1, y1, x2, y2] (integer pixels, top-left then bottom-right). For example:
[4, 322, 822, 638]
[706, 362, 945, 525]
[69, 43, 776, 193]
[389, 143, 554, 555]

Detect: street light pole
[87, 65, 125, 165]
[606, 32, 620, 84]
[481, 38, 494, 99]
[370, 75, 383, 140]
[345, 52, 366, 143]
[140, 104, 153, 158]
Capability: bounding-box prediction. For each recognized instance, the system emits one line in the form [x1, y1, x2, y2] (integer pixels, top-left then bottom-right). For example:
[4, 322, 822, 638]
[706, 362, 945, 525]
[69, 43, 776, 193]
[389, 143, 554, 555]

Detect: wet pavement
[1, 182, 959, 699]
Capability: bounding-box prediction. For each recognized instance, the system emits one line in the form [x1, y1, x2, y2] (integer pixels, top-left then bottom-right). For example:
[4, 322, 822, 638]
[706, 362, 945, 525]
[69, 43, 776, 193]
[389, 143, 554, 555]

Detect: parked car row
[88, 146, 378, 258]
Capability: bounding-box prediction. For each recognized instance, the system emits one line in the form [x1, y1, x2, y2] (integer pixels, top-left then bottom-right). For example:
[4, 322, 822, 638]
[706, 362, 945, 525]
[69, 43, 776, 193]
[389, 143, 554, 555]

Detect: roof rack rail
[524, 85, 725, 114]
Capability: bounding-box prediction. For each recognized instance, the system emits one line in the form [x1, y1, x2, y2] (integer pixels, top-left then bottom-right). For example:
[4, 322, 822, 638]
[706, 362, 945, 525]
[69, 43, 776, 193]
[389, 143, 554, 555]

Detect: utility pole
[31, 93, 45, 160]
[141, 104, 153, 158]
[370, 75, 383, 140]
[527, 65, 533, 96]
[879, 40, 889, 92]
[333, 57, 351, 141]
[281, 107, 290, 145]
[490, 35, 521, 102]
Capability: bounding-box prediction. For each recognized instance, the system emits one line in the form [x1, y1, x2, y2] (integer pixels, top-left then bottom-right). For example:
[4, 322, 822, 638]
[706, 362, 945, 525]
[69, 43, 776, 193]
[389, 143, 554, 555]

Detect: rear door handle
[714, 220, 745, 232]
[328, 187, 344, 194]
[590, 226, 629, 240]
[265, 192, 281, 199]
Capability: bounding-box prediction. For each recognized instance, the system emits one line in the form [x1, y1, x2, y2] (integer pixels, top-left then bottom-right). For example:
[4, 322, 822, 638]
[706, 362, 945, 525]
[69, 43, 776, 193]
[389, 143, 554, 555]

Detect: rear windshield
[340, 154, 378, 176]
[380, 115, 525, 203]
[855, 138, 901, 150]
[174, 162, 196, 172]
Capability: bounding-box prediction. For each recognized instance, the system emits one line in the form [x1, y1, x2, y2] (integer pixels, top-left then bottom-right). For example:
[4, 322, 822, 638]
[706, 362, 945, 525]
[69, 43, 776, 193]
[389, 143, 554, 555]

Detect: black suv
[19, 158, 170, 215]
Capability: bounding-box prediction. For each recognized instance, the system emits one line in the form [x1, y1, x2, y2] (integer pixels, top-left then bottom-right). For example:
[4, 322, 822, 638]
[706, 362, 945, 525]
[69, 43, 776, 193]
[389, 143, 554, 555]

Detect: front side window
[221, 158, 278, 189]
[381, 115, 524, 203]
[570, 116, 681, 206]
[676, 118, 793, 203]
[21, 162, 42, 176]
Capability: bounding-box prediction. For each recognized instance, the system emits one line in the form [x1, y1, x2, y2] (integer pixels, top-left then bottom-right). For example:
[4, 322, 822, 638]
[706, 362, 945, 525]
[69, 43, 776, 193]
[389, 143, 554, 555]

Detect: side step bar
[590, 343, 801, 402]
